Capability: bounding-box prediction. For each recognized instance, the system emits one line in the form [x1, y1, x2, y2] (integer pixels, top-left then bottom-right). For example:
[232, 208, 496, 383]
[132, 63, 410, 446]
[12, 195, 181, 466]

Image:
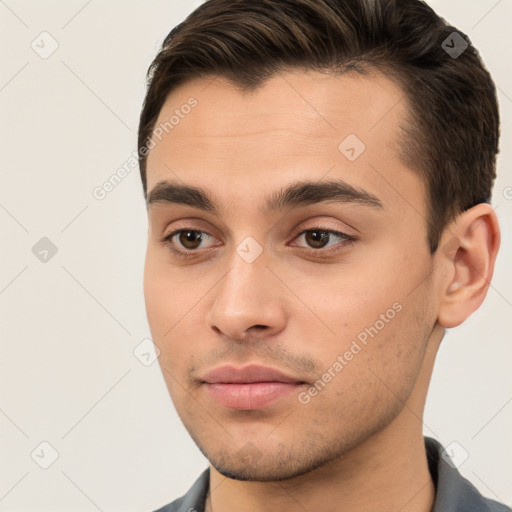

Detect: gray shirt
[152, 437, 511, 512]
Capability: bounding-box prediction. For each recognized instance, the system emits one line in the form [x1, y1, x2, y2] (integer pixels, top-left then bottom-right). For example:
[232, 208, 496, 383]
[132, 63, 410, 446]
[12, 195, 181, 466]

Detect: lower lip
[204, 382, 302, 410]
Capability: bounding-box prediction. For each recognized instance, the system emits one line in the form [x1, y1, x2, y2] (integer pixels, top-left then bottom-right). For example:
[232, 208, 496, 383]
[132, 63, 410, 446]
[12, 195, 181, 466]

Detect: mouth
[200, 364, 307, 410]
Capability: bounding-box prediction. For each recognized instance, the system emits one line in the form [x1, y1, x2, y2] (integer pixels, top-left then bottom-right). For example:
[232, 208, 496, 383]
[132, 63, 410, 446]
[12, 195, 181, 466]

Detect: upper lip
[201, 364, 302, 384]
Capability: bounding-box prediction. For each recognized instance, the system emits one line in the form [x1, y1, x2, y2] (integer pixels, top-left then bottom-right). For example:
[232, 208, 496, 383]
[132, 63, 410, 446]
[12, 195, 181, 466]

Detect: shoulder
[425, 437, 511, 512]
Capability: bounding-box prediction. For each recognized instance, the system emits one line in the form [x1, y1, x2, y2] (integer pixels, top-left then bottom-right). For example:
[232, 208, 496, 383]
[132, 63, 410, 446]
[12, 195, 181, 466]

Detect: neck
[206, 325, 443, 512]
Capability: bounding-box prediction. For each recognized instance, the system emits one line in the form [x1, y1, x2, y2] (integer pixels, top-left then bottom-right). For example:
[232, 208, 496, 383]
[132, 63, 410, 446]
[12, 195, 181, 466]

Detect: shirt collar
[425, 436, 507, 511]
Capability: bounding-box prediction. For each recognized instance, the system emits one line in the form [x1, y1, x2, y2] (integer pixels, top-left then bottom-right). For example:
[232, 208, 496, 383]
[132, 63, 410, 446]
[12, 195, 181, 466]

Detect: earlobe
[437, 203, 500, 329]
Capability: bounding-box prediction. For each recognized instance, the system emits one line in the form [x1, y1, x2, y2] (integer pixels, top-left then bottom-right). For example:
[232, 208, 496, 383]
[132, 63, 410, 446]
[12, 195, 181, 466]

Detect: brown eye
[292, 228, 355, 255]
[178, 230, 204, 249]
[161, 229, 218, 257]
[304, 230, 331, 249]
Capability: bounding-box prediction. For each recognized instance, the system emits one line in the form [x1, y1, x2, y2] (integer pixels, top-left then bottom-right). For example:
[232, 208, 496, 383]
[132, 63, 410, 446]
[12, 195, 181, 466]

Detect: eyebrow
[146, 178, 384, 214]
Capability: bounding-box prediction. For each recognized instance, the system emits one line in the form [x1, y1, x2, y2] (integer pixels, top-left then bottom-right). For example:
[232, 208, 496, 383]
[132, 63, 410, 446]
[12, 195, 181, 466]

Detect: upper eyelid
[164, 226, 353, 249]
[164, 229, 217, 246]
[159, 208, 360, 237]
[163, 217, 355, 239]
[290, 229, 353, 249]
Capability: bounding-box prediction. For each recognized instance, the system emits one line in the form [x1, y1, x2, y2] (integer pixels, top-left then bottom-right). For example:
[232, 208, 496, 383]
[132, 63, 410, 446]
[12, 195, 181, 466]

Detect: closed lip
[200, 364, 304, 384]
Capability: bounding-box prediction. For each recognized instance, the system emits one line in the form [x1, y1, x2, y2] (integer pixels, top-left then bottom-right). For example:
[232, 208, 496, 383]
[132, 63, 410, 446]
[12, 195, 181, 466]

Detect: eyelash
[160, 226, 356, 260]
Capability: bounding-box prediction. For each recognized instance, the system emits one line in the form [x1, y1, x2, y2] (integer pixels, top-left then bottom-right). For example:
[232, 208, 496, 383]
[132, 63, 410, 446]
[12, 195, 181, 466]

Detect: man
[138, 0, 509, 511]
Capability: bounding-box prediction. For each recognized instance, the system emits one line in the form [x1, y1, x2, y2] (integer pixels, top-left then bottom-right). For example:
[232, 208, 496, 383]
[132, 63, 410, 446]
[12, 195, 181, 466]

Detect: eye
[160, 229, 218, 258]
[160, 226, 356, 260]
[292, 228, 356, 254]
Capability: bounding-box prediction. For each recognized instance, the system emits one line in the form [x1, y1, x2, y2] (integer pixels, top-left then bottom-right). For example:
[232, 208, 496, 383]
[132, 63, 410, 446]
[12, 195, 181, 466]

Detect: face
[143, 70, 440, 481]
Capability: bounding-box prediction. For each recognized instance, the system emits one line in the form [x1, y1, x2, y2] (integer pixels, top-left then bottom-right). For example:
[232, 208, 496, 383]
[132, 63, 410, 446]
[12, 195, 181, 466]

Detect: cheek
[291, 263, 433, 406]
[143, 248, 164, 324]
[288, 266, 402, 350]
[294, 306, 428, 442]
[143, 259, 191, 392]
[304, 245, 428, 346]
[143, 248, 187, 336]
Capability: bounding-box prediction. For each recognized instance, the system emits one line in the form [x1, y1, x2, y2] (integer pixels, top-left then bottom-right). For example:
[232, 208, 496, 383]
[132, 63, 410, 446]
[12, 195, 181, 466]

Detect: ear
[436, 203, 500, 329]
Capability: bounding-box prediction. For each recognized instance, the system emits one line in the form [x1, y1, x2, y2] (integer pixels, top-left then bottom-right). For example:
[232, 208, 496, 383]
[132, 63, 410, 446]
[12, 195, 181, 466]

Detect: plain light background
[0, 1, 510, 511]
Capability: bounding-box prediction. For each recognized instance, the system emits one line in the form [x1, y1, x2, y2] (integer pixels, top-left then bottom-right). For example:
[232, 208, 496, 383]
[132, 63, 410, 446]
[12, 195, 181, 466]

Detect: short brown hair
[138, 0, 499, 252]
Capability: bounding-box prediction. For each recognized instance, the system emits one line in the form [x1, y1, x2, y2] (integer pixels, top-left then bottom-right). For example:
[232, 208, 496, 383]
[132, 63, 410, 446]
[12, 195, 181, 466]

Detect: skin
[143, 70, 500, 512]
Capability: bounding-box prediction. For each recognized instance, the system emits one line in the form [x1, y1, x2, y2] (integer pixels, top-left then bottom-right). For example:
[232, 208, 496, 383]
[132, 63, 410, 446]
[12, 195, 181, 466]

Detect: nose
[205, 252, 287, 342]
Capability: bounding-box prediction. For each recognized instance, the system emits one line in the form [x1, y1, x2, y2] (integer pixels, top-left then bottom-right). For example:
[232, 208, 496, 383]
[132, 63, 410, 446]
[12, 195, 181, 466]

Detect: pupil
[307, 230, 328, 248]
[180, 230, 201, 248]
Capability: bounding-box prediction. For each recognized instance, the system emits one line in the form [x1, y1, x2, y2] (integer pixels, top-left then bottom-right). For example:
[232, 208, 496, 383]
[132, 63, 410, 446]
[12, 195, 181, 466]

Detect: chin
[211, 462, 310, 482]
[202, 439, 353, 482]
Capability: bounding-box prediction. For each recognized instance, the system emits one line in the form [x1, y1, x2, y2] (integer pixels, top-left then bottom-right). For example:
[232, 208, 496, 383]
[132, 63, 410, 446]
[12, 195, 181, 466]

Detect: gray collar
[153, 437, 510, 512]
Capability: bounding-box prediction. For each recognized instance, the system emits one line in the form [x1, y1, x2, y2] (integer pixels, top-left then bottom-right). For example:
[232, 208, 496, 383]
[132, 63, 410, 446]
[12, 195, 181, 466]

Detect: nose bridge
[217, 248, 269, 313]
[206, 243, 285, 338]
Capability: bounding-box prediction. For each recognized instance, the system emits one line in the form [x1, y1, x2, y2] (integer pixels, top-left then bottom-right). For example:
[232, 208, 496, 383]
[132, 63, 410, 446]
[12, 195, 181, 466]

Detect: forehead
[145, 70, 423, 216]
